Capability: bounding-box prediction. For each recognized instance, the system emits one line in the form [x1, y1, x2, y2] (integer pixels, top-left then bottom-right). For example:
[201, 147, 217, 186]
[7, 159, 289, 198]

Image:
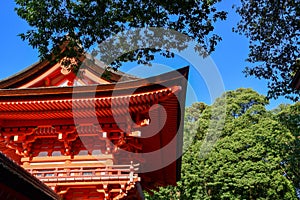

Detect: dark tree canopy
[14, 0, 300, 99]
[235, 0, 300, 100]
[14, 0, 227, 70]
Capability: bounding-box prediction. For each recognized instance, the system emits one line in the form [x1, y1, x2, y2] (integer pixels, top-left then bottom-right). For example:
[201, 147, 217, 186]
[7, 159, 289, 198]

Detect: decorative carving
[55, 126, 77, 156]
[60, 57, 77, 75]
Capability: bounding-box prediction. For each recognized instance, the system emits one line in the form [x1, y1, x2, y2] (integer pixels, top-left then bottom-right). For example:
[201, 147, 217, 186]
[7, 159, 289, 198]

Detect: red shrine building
[0, 53, 189, 199]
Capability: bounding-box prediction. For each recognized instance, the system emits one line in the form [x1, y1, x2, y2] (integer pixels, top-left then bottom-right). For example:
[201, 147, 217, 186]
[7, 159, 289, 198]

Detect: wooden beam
[1, 117, 127, 128]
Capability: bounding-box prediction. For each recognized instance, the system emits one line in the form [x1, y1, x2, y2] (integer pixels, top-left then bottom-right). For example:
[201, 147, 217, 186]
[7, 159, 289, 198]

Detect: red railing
[27, 164, 140, 184]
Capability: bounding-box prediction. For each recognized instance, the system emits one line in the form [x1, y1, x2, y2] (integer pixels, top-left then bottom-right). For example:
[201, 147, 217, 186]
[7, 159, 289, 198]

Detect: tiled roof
[0, 152, 60, 200]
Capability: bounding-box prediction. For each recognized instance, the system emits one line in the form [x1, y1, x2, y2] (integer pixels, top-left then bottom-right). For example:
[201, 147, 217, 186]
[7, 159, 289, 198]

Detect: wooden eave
[0, 152, 60, 200]
[0, 66, 188, 100]
[0, 60, 52, 89]
[0, 86, 180, 120]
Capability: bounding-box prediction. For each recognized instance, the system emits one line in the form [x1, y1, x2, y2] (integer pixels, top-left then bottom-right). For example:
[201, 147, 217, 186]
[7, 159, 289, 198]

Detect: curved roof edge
[0, 66, 189, 98]
[0, 53, 139, 89]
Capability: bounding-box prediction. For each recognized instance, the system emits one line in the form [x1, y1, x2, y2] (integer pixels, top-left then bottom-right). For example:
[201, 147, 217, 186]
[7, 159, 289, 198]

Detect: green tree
[183, 102, 207, 149]
[276, 102, 300, 190]
[201, 117, 296, 199]
[234, 0, 300, 100]
[146, 88, 297, 199]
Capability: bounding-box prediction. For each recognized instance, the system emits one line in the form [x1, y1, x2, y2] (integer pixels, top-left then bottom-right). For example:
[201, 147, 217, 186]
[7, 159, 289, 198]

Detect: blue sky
[0, 0, 293, 109]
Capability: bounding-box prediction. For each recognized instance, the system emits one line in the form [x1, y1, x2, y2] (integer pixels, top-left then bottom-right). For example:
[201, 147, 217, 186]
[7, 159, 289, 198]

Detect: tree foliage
[146, 88, 298, 199]
[234, 0, 300, 100]
[14, 0, 300, 99]
[276, 102, 300, 190]
[14, 0, 227, 70]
